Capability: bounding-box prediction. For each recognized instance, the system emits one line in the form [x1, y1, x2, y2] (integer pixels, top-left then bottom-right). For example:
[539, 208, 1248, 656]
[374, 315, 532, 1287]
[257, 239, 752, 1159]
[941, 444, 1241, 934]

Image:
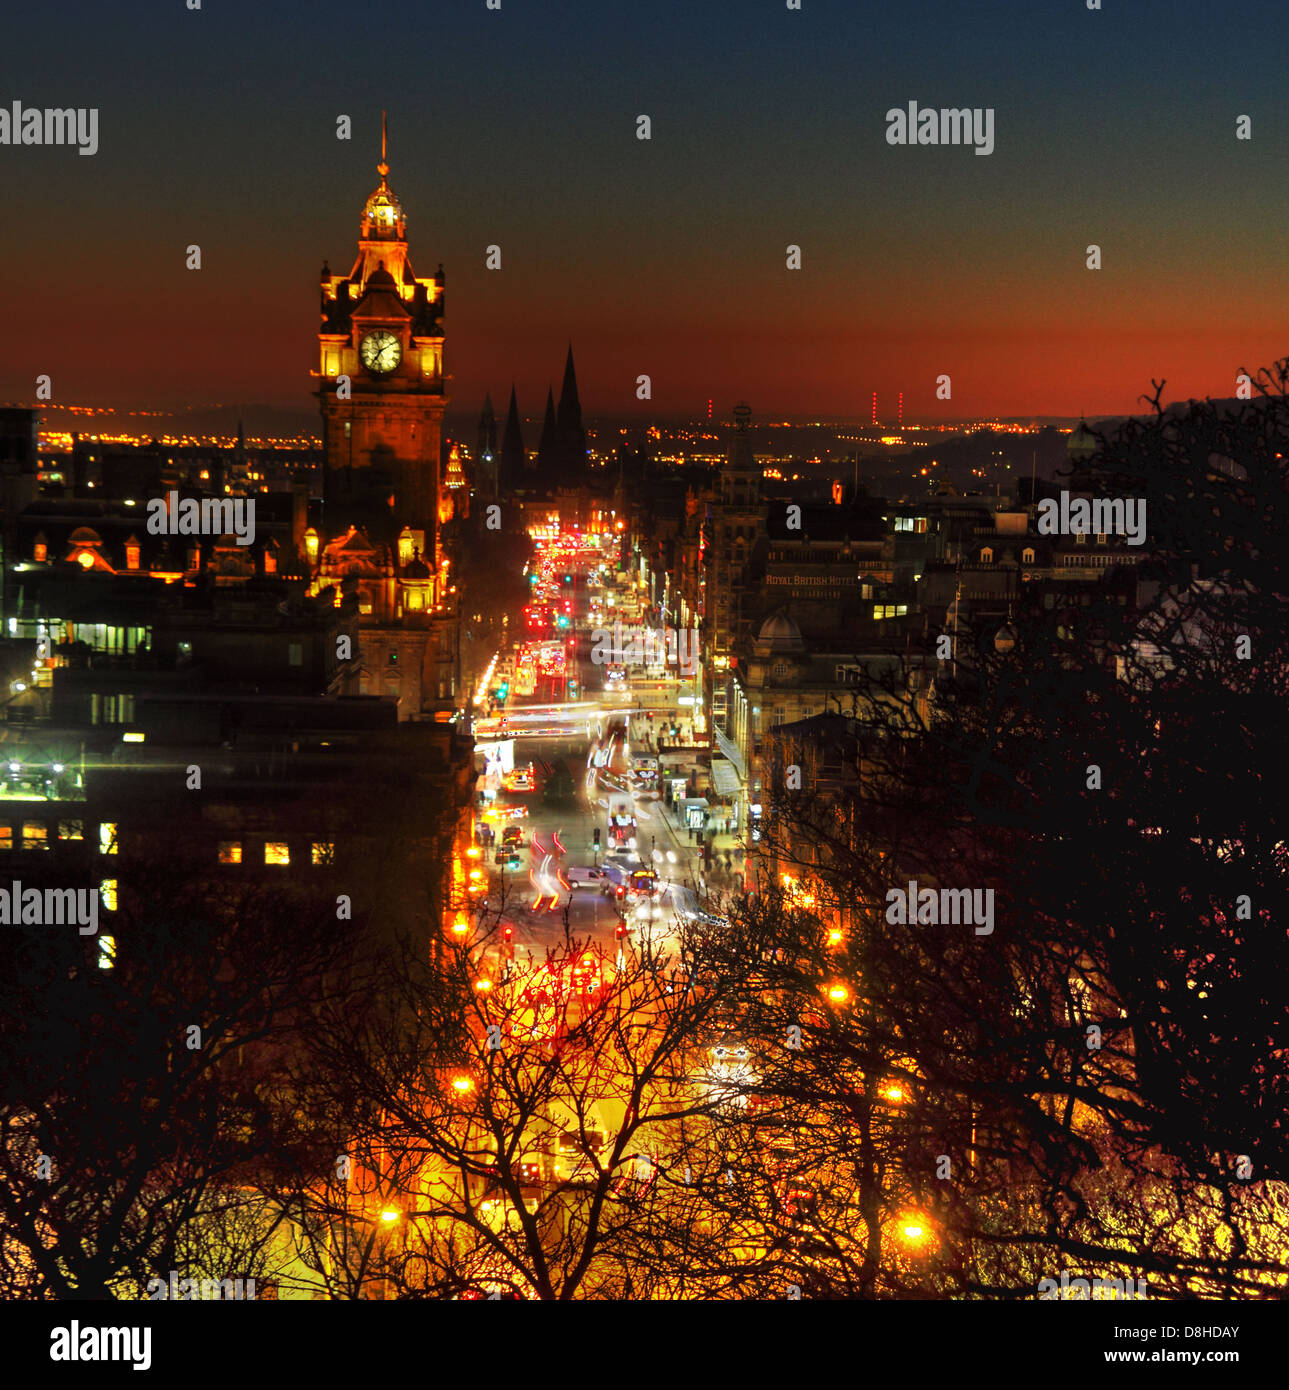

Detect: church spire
[555, 343, 587, 485]
[557, 343, 582, 432]
[500, 385, 527, 490]
[378, 110, 389, 184]
[537, 386, 558, 473]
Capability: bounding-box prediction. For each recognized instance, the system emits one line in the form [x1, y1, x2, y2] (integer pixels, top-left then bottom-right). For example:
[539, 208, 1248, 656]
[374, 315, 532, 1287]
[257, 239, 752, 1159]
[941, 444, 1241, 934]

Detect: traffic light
[593, 827, 601, 849]
[615, 922, 627, 939]
[503, 925, 513, 942]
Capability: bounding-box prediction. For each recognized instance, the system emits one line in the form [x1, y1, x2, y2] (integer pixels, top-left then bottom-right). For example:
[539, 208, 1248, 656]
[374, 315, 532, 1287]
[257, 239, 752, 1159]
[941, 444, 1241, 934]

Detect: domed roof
[366, 266, 396, 287]
[756, 609, 805, 652]
[1067, 420, 1097, 460]
[402, 555, 432, 580]
[362, 180, 404, 239]
[361, 117, 405, 240]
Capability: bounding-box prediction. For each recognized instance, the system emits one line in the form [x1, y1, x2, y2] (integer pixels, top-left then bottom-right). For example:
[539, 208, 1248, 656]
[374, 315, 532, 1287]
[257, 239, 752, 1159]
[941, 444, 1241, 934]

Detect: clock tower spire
[315, 115, 447, 558]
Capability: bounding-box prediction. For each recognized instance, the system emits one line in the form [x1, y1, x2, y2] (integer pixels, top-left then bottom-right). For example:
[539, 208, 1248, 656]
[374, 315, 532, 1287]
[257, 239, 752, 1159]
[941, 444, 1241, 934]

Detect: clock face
[359, 329, 401, 375]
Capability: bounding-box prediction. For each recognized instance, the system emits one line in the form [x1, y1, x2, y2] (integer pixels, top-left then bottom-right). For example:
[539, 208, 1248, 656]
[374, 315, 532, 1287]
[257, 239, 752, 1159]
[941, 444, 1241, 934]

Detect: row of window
[978, 536, 1110, 565]
[218, 842, 335, 866]
[37, 543, 278, 574]
[0, 822, 116, 851]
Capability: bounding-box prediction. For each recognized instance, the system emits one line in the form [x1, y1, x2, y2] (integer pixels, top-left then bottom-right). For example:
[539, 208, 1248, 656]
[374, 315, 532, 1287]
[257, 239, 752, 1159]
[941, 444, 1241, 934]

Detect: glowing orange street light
[897, 1213, 935, 1248]
[451, 1075, 475, 1095]
[473, 978, 493, 993]
[451, 912, 470, 936]
[826, 983, 850, 1005]
[466, 845, 481, 860]
[880, 1083, 907, 1104]
[380, 1208, 401, 1224]
[827, 928, 844, 947]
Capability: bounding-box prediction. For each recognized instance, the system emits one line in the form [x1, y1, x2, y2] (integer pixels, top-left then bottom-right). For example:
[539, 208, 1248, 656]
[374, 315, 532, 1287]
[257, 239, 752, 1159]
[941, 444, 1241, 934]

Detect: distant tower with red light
[871, 392, 878, 427]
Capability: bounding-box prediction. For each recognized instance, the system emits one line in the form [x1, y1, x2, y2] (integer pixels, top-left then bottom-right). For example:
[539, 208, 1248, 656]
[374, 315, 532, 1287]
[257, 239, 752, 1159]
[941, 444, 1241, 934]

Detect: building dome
[360, 116, 405, 240]
[1067, 419, 1097, 461]
[756, 609, 805, 652]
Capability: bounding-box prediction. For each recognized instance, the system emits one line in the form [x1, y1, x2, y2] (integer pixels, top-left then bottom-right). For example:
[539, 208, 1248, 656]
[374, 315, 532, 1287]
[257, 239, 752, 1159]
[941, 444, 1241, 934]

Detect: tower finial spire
[378, 110, 389, 183]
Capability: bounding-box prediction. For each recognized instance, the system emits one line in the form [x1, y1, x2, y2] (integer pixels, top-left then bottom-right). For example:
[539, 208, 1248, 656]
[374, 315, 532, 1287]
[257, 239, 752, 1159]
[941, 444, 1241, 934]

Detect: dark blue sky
[2, 0, 1284, 422]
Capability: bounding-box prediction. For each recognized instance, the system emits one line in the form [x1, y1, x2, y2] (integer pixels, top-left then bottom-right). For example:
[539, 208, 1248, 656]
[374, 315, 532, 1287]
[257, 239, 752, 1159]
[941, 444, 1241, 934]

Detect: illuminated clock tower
[316, 116, 448, 560]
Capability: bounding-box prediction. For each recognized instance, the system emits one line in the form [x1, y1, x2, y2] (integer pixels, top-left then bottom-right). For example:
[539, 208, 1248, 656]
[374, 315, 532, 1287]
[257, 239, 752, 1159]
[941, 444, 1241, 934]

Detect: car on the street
[609, 814, 637, 849]
[502, 825, 524, 848]
[547, 1129, 608, 1186]
[569, 952, 603, 996]
[565, 865, 607, 890]
[495, 846, 522, 868]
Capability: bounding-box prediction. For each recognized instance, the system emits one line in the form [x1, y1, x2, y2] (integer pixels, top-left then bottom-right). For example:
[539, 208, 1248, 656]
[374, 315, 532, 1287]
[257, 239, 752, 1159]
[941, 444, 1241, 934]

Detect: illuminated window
[311, 842, 335, 866]
[1022, 548, 1035, 565]
[1095, 532, 1107, 545]
[59, 820, 83, 841]
[980, 547, 994, 564]
[99, 822, 118, 855]
[304, 528, 319, 563]
[0, 827, 10, 851]
[125, 543, 140, 571]
[98, 935, 116, 970]
[23, 823, 49, 850]
[264, 842, 290, 866]
[187, 546, 201, 569]
[218, 841, 242, 864]
[33, 542, 47, 563]
[264, 548, 277, 575]
[100, 879, 117, 911]
[1075, 531, 1087, 545]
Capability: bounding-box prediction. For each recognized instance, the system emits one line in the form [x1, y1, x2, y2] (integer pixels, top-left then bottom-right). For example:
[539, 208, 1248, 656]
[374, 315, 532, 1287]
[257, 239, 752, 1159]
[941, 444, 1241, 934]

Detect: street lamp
[897, 1214, 936, 1249]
